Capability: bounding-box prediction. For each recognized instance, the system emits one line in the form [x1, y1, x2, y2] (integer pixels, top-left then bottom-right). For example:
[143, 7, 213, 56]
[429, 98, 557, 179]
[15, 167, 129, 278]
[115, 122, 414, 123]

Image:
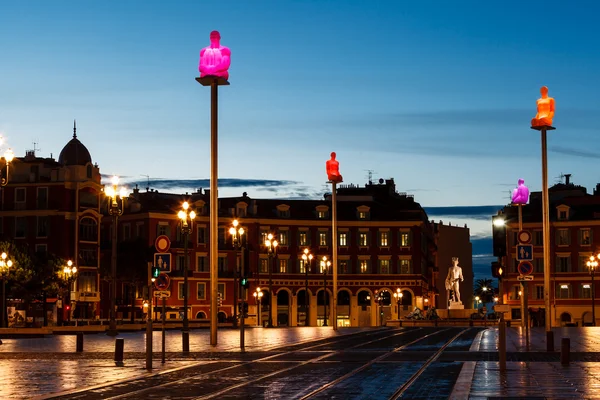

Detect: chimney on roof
[197, 188, 203, 194]
[565, 174, 571, 185]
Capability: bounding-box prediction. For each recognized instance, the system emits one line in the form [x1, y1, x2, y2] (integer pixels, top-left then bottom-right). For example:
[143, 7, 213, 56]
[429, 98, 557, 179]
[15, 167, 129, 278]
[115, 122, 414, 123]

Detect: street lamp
[1, 140, 14, 186]
[393, 288, 403, 319]
[375, 290, 385, 326]
[229, 219, 246, 350]
[63, 260, 77, 324]
[264, 234, 278, 328]
[178, 201, 196, 352]
[104, 175, 127, 336]
[301, 248, 313, 326]
[0, 252, 14, 328]
[253, 287, 263, 327]
[320, 256, 331, 326]
[587, 255, 598, 326]
[475, 295, 481, 309]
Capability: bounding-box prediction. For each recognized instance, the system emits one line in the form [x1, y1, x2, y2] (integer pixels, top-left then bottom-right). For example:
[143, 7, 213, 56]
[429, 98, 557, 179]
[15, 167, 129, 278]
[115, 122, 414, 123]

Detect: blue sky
[2, 1, 599, 280]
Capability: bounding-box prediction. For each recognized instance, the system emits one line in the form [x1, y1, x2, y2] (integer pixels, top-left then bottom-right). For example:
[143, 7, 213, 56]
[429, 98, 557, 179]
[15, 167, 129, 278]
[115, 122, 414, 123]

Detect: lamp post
[0, 252, 13, 328]
[105, 176, 127, 336]
[253, 287, 263, 327]
[320, 256, 331, 326]
[229, 219, 246, 350]
[587, 256, 598, 326]
[375, 290, 385, 326]
[0, 140, 14, 186]
[264, 234, 278, 328]
[393, 288, 403, 319]
[178, 201, 196, 352]
[301, 248, 313, 326]
[63, 260, 77, 324]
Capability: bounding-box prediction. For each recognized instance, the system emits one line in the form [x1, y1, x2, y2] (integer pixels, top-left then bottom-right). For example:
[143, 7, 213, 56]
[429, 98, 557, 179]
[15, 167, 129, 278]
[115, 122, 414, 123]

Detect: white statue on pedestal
[445, 257, 464, 304]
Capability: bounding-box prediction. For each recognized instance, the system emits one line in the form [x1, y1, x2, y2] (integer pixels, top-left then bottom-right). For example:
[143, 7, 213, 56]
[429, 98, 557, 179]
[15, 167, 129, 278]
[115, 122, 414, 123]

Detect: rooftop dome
[58, 121, 92, 166]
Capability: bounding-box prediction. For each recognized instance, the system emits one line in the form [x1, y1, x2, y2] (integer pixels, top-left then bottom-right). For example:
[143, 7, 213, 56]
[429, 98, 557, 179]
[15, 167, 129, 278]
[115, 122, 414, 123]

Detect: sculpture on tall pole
[196, 30, 231, 346]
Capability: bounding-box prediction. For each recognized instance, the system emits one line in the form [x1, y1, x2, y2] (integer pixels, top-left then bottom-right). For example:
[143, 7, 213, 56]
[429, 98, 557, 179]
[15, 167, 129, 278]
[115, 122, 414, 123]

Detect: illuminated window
[339, 232, 347, 246]
[299, 231, 308, 246]
[359, 259, 370, 274]
[339, 260, 348, 274]
[358, 211, 367, 219]
[278, 230, 288, 246]
[400, 232, 411, 247]
[399, 259, 411, 274]
[581, 284, 592, 299]
[379, 231, 389, 247]
[299, 258, 309, 274]
[379, 259, 390, 274]
[278, 259, 288, 273]
[260, 258, 269, 273]
[359, 233, 369, 247]
[580, 229, 592, 246]
[319, 232, 328, 246]
[556, 229, 570, 246]
[556, 283, 571, 299]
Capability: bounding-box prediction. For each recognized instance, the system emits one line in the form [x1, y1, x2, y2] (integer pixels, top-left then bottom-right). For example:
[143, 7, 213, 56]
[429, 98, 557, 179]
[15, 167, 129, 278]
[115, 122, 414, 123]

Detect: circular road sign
[518, 230, 532, 244]
[518, 261, 534, 276]
[155, 235, 171, 253]
[155, 273, 170, 291]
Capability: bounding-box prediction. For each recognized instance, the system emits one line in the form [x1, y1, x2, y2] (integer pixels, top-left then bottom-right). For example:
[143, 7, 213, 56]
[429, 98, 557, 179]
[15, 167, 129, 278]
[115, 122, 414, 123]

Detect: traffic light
[152, 266, 160, 279]
[491, 261, 504, 279]
[240, 277, 249, 288]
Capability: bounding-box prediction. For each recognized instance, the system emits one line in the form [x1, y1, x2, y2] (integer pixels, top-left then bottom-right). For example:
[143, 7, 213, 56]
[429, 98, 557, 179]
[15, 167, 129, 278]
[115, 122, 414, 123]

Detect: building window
[556, 255, 571, 272]
[359, 259, 370, 274]
[15, 217, 26, 238]
[556, 229, 570, 246]
[359, 232, 369, 247]
[218, 227, 225, 245]
[79, 249, 97, 267]
[299, 258, 309, 274]
[197, 283, 206, 300]
[299, 231, 309, 246]
[317, 210, 327, 219]
[533, 230, 543, 246]
[197, 227, 206, 244]
[339, 232, 348, 247]
[218, 256, 227, 272]
[15, 188, 26, 209]
[379, 259, 390, 274]
[260, 230, 268, 245]
[196, 255, 207, 272]
[123, 224, 131, 240]
[379, 231, 389, 247]
[218, 283, 225, 299]
[279, 209, 290, 218]
[400, 232, 411, 247]
[556, 283, 572, 299]
[79, 271, 97, 292]
[278, 259, 288, 273]
[178, 282, 187, 300]
[36, 216, 49, 238]
[399, 259, 412, 274]
[581, 284, 592, 299]
[136, 222, 144, 238]
[559, 210, 568, 220]
[157, 223, 170, 238]
[358, 211, 367, 219]
[278, 230, 289, 246]
[580, 229, 592, 246]
[260, 258, 269, 273]
[339, 260, 348, 274]
[37, 187, 48, 209]
[536, 285, 544, 300]
[177, 255, 187, 271]
[534, 258, 544, 273]
[510, 285, 521, 300]
[319, 232, 328, 246]
[79, 218, 98, 242]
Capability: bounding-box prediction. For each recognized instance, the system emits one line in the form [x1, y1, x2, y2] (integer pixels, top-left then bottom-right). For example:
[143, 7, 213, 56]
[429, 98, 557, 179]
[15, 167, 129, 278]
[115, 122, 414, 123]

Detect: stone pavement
[452, 326, 600, 399]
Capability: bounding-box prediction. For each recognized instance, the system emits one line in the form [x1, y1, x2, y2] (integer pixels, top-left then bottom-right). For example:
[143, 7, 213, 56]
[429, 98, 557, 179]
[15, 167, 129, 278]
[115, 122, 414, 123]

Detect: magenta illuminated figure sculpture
[512, 178, 530, 205]
[199, 31, 231, 80]
[326, 152, 343, 183]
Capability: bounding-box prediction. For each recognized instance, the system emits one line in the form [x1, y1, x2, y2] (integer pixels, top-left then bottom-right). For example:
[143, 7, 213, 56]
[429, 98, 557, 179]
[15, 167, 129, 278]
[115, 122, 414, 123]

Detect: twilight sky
[2, 1, 600, 280]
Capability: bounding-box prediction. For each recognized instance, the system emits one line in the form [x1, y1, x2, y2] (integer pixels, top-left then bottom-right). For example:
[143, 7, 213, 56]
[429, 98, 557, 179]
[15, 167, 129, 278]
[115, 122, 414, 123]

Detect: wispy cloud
[549, 146, 600, 159]
[117, 178, 301, 191]
[425, 205, 503, 221]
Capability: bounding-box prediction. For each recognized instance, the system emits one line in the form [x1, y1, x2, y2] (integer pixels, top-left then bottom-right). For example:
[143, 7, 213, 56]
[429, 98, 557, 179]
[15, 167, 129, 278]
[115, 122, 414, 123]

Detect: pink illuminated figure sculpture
[326, 152, 343, 183]
[531, 86, 555, 127]
[199, 30, 231, 80]
[512, 178, 530, 205]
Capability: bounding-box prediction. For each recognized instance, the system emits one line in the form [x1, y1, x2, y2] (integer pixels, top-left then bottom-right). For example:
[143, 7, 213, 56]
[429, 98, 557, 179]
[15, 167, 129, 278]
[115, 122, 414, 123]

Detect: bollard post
[561, 337, 570, 365]
[115, 338, 124, 364]
[399, 320, 402, 327]
[546, 330, 554, 352]
[498, 316, 506, 372]
[182, 331, 189, 353]
[76, 332, 84, 352]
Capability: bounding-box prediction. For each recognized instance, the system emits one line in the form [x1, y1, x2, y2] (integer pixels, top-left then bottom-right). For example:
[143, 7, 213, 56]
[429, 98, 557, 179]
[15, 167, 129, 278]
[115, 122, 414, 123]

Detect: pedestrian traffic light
[240, 277, 249, 288]
[491, 261, 504, 279]
[152, 266, 160, 279]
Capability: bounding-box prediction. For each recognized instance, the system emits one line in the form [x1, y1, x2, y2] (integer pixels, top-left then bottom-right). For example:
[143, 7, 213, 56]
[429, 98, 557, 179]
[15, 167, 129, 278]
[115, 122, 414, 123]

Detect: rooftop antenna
[554, 172, 565, 184]
[73, 119, 77, 139]
[141, 174, 150, 192]
[32, 140, 41, 156]
[364, 169, 377, 185]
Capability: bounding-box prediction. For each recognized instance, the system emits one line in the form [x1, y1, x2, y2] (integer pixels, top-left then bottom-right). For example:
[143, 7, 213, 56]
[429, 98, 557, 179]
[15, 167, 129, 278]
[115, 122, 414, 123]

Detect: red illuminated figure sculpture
[199, 31, 231, 80]
[531, 86, 555, 127]
[326, 152, 343, 183]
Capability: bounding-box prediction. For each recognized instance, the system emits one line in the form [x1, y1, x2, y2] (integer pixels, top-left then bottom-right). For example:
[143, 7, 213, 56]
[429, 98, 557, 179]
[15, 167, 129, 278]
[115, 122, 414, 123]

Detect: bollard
[546, 330, 554, 352]
[498, 316, 506, 372]
[115, 338, 124, 364]
[76, 332, 84, 352]
[561, 337, 570, 365]
[399, 320, 402, 327]
[182, 331, 190, 353]
[469, 320, 474, 327]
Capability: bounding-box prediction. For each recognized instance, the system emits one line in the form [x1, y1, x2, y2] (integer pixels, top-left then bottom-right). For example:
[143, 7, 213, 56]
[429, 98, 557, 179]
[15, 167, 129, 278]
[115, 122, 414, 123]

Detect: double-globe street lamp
[320, 256, 331, 326]
[253, 287, 263, 327]
[0, 252, 14, 328]
[229, 219, 246, 350]
[393, 288, 403, 319]
[178, 201, 196, 352]
[63, 260, 77, 324]
[105, 176, 127, 336]
[0, 139, 14, 186]
[587, 255, 598, 326]
[375, 290, 385, 326]
[301, 248, 313, 326]
[264, 234, 278, 328]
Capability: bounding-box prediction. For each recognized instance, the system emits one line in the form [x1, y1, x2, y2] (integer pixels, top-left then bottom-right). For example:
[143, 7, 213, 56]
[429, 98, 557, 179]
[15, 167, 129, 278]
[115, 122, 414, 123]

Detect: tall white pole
[541, 127, 552, 332]
[332, 182, 338, 330]
[210, 80, 219, 346]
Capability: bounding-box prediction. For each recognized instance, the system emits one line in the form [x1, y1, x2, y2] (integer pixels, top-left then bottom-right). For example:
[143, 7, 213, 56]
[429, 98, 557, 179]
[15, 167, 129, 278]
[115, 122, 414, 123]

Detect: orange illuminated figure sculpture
[326, 152, 343, 183]
[531, 86, 555, 127]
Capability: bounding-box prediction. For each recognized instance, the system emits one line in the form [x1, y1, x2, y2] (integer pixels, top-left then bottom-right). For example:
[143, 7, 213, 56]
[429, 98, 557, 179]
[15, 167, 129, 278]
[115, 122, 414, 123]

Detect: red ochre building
[1, 128, 102, 323]
[103, 178, 472, 327]
[493, 174, 600, 327]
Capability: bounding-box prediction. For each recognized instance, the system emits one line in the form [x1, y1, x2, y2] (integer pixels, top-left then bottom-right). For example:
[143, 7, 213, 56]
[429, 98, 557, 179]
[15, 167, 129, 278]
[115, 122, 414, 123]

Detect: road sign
[155, 235, 171, 253]
[516, 244, 533, 261]
[154, 273, 171, 291]
[518, 261, 534, 276]
[517, 275, 534, 281]
[518, 230, 532, 244]
[154, 290, 171, 298]
[154, 253, 172, 273]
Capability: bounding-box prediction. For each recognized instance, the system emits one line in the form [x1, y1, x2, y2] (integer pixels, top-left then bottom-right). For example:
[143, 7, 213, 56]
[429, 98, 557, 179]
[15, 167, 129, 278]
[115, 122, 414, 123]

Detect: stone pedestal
[449, 301, 464, 310]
